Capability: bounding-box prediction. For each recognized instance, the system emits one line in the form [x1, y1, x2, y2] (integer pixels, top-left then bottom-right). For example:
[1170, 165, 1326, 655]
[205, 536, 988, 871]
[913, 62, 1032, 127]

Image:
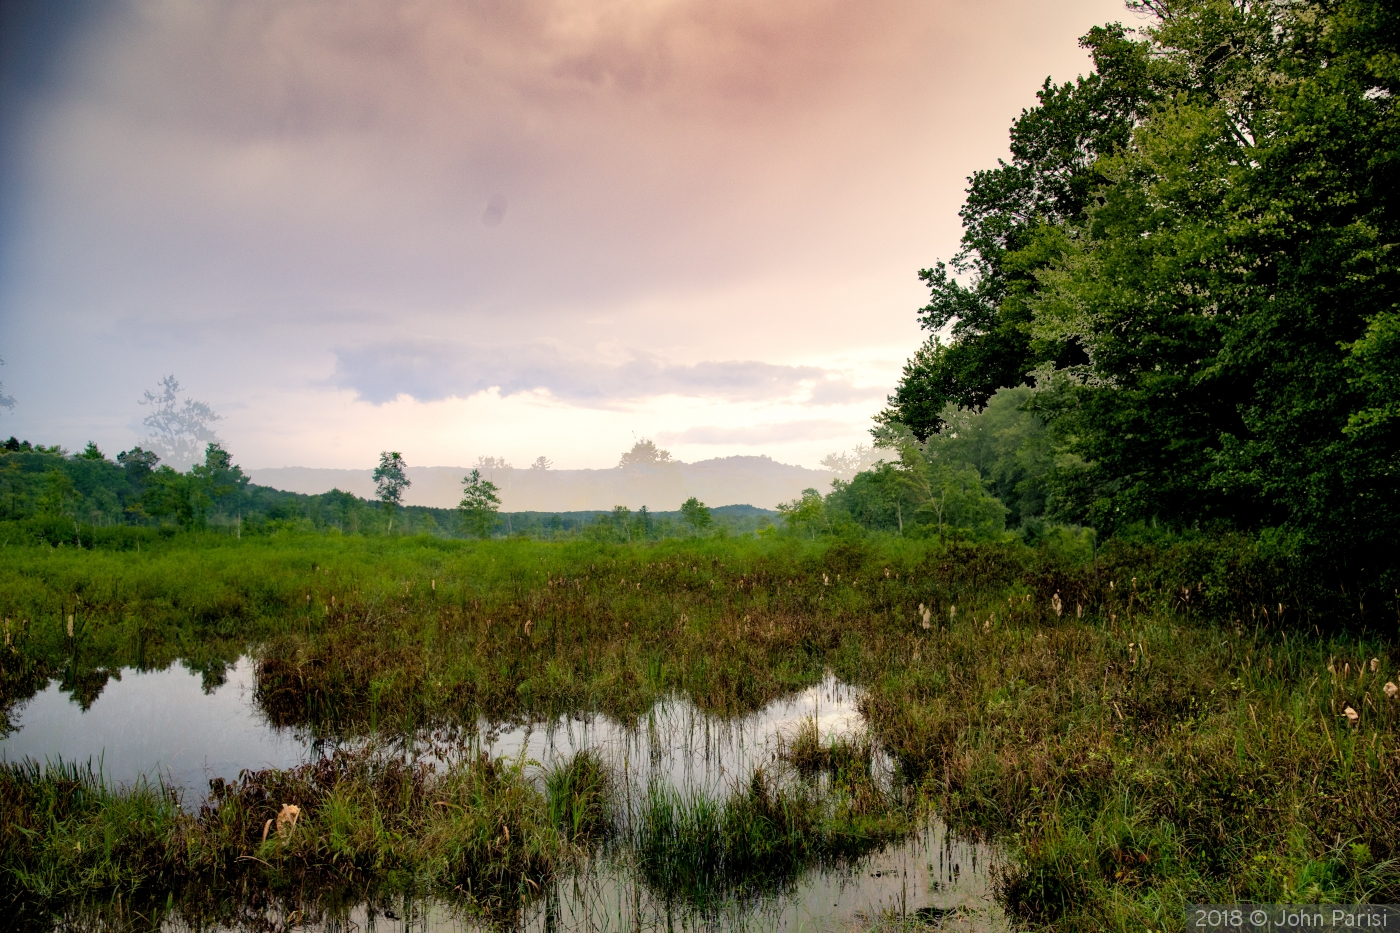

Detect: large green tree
[882, 0, 1398, 589]
[680, 496, 712, 533]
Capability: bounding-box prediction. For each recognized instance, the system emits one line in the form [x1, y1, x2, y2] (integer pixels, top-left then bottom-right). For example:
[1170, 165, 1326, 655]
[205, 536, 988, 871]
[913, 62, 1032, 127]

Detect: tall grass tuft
[544, 748, 612, 844]
[784, 716, 875, 787]
[0, 758, 183, 926]
[637, 763, 907, 905]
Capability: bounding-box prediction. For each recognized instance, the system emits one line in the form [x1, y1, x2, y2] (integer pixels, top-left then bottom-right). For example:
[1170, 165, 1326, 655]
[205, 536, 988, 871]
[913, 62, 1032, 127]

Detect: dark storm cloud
[332, 340, 828, 404]
[0, 0, 1130, 467]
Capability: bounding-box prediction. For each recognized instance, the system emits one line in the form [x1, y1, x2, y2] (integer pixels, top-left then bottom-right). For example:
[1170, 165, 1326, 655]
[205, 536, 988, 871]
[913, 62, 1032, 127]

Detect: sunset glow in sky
[0, 0, 1133, 470]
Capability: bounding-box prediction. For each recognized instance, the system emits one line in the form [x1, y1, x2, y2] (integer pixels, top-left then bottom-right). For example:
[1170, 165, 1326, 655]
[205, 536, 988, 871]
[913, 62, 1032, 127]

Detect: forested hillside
[0, 438, 773, 544]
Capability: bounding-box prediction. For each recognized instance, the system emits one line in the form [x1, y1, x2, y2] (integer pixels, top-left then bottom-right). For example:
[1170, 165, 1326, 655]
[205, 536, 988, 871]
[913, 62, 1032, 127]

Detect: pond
[2, 660, 1010, 931]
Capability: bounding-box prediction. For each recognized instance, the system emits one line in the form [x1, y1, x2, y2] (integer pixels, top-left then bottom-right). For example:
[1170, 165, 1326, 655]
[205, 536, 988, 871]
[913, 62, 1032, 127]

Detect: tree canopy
[680, 496, 712, 532]
[879, 0, 1398, 587]
[373, 451, 411, 533]
[458, 468, 502, 538]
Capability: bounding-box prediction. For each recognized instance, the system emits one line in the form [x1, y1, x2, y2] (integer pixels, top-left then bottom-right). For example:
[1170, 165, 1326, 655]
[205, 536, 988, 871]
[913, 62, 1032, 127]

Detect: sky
[0, 0, 1133, 471]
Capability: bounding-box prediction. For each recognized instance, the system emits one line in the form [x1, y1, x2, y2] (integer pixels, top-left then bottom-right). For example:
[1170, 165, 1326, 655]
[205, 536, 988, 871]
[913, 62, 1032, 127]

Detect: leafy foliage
[372, 451, 410, 533]
[680, 496, 712, 532]
[458, 468, 501, 538]
[880, 0, 1399, 589]
[776, 488, 826, 540]
[143, 443, 249, 530]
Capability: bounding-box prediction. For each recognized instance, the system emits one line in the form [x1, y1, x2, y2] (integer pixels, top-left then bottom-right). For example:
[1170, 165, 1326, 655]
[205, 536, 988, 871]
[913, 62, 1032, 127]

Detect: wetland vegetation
[2, 529, 1398, 931]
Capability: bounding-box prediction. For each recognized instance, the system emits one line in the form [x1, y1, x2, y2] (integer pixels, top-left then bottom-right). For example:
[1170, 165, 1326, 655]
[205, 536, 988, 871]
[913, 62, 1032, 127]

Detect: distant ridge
[247, 455, 837, 512]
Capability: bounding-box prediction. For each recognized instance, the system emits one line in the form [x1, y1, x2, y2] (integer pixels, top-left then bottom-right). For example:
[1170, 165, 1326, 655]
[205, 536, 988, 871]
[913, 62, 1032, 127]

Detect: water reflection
[523, 821, 1006, 932]
[3, 659, 1009, 931]
[474, 676, 873, 829]
[0, 657, 314, 792]
[165, 819, 1007, 933]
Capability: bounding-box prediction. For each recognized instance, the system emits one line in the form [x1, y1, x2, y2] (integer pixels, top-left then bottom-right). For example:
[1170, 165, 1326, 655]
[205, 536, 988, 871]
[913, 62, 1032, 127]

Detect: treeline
[819, 387, 1062, 543]
[761, 386, 1097, 559]
[0, 438, 774, 545]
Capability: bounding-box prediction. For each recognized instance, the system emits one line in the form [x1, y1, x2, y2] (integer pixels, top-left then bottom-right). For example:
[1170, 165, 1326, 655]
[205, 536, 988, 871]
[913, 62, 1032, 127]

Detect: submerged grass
[2, 531, 1399, 929]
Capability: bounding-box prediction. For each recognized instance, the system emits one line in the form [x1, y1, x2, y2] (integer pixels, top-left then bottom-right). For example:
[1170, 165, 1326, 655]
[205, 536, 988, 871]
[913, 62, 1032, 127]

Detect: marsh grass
[544, 747, 612, 844]
[636, 763, 908, 906]
[0, 747, 566, 930]
[3, 531, 1399, 930]
[0, 742, 909, 930]
[784, 716, 877, 788]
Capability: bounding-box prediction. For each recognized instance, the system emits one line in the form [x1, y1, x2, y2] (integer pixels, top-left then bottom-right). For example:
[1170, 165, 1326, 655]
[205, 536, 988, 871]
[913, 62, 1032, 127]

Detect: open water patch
[475, 675, 872, 822]
[166, 820, 1007, 932]
[2, 659, 1010, 930]
[0, 656, 314, 792]
[1, 660, 870, 805]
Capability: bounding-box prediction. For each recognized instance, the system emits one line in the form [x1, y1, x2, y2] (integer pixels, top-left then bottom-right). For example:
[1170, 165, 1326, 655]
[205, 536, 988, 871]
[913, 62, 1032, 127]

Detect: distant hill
[247, 455, 838, 511]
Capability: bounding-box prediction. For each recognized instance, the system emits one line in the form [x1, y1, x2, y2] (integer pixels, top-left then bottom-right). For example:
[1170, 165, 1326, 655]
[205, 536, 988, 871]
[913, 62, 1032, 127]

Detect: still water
[0, 657, 311, 791]
[2, 659, 1010, 931]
